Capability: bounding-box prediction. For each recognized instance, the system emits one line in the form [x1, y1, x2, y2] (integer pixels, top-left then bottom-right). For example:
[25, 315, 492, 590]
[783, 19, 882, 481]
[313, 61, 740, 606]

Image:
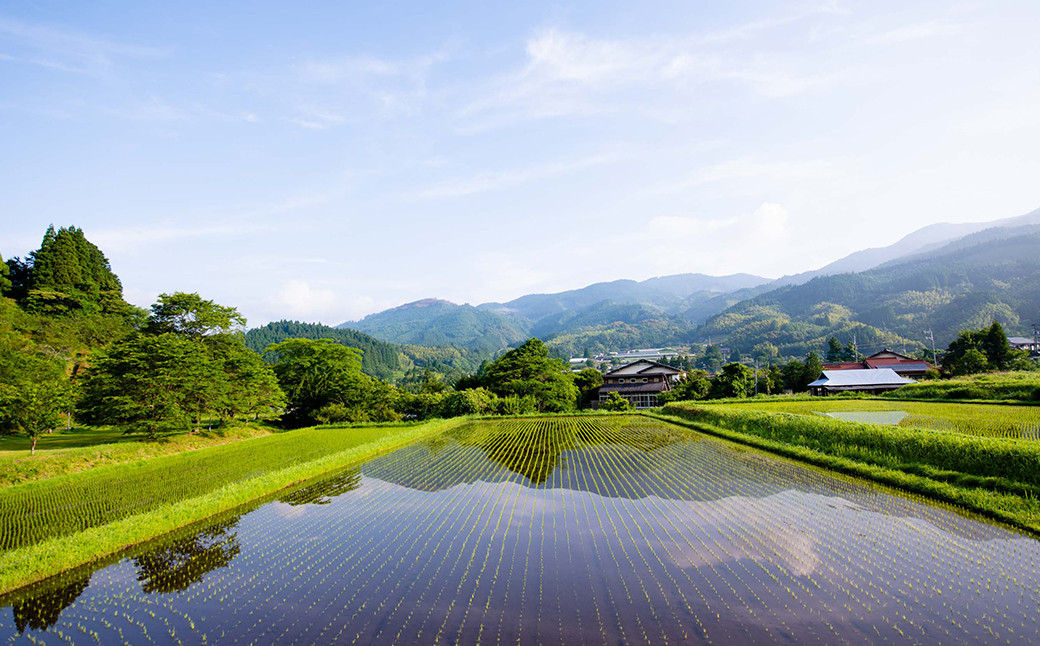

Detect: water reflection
[277, 467, 361, 506]
[2, 417, 1038, 645]
[133, 517, 241, 594]
[10, 574, 90, 633]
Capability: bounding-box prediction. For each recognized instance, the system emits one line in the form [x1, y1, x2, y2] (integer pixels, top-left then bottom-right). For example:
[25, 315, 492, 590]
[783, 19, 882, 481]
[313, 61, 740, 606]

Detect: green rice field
[2, 415, 1039, 644]
[717, 398, 1040, 440]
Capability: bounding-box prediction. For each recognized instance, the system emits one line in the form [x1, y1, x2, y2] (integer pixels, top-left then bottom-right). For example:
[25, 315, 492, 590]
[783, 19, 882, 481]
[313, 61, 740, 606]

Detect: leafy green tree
[145, 292, 246, 338]
[943, 321, 1020, 376]
[660, 370, 710, 401]
[780, 359, 805, 393]
[482, 338, 578, 412]
[825, 337, 843, 363]
[802, 352, 823, 389]
[982, 320, 1013, 370]
[698, 345, 724, 372]
[599, 391, 633, 412]
[440, 387, 496, 417]
[0, 252, 11, 295]
[709, 363, 755, 399]
[842, 341, 860, 362]
[0, 358, 73, 454]
[266, 338, 365, 426]
[78, 333, 216, 437]
[3, 256, 31, 301]
[209, 339, 284, 421]
[573, 367, 603, 408]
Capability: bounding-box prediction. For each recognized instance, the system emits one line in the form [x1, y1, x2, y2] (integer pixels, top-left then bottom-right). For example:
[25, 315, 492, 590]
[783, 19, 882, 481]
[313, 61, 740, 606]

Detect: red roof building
[821, 349, 934, 379]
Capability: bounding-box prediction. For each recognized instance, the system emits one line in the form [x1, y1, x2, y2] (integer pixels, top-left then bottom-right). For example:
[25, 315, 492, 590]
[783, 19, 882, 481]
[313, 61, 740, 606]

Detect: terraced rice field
[3, 416, 1040, 645]
[720, 399, 1040, 440]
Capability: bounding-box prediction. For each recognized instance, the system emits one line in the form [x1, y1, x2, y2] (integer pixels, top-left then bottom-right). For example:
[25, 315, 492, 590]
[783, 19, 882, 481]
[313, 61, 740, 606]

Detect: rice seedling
[3, 416, 1040, 644]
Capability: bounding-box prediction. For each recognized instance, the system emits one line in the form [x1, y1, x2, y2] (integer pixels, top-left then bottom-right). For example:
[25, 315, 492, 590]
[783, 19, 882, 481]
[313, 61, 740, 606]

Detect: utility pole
[754, 358, 759, 396]
[1032, 323, 1040, 358]
[853, 333, 858, 360]
[925, 329, 937, 365]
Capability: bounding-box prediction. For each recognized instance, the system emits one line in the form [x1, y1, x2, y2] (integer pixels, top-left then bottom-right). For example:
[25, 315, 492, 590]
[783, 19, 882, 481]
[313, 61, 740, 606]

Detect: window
[618, 378, 625, 383]
[641, 377, 648, 383]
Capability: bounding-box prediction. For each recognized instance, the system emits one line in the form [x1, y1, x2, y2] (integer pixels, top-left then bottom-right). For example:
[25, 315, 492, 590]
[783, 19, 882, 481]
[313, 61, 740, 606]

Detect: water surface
[2, 416, 1038, 645]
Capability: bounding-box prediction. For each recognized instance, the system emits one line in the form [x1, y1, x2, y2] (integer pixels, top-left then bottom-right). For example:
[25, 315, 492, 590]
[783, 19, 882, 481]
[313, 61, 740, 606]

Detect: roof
[864, 358, 933, 371]
[598, 382, 671, 394]
[866, 349, 917, 361]
[603, 359, 682, 377]
[821, 362, 865, 370]
[1008, 336, 1036, 345]
[807, 368, 915, 389]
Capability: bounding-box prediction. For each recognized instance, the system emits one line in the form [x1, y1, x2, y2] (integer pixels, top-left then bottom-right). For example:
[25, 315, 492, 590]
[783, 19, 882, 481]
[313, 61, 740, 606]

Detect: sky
[2, 1, 1040, 327]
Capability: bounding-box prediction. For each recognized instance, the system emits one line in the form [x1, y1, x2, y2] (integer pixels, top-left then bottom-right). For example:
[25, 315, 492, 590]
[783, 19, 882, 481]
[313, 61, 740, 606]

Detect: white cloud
[751, 202, 789, 239]
[270, 280, 339, 319]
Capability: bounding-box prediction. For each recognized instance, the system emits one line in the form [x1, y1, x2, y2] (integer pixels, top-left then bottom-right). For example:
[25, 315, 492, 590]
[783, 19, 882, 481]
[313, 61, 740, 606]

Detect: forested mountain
[247, 319, 484, 385]
[770, 206, 1040, 287]
[342, 274, 766, 356]
[244, 321, 403, 380]
[344, 299, 530, 354]
[697, 227, 1040, 357]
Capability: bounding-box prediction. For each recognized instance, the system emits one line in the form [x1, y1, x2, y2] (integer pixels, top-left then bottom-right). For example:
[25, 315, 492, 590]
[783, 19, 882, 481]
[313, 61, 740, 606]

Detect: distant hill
[344, 299, 529, 355]
[772, 206, 1040, 287]
[697, 227, 1040, 357]
[334, 207, 1040, 360]
[244, 320, 484, 384]
[342, 274, 767, 356]
[244, 321, 403, 380]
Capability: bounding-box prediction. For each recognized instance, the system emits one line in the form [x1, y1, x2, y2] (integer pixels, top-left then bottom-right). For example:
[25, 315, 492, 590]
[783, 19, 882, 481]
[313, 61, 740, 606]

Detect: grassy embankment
[0, 417, 462, 595]
[882, 370, 1040, 402]
[0, 423, 283, 486]
[654, 402, 1040, 535]
[710, 398, 1040, 440]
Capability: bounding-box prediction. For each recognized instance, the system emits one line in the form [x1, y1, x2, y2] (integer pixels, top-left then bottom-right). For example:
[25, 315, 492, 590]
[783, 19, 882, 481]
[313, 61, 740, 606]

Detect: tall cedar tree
[24, 226, 126, 315]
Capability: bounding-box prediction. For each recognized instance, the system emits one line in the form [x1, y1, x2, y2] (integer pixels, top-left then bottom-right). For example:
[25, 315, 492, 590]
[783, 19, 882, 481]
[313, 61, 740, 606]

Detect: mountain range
[337, 207, 1040, 360]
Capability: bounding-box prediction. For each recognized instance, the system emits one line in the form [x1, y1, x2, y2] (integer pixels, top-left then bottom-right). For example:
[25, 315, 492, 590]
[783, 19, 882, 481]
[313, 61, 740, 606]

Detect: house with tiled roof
[822, 350, 934, 379]
[595, 359, 685, 409]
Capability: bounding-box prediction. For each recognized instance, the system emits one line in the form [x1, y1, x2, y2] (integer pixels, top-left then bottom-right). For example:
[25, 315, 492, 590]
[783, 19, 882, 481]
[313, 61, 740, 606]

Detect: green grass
[883, 370, 1040, 402]
[0, 420, 430, 552]
[0, 417, 463, 595]
[655, 403, 1040, 535]
[0, 423, 283, 487]
[712, 398, 1040, 440]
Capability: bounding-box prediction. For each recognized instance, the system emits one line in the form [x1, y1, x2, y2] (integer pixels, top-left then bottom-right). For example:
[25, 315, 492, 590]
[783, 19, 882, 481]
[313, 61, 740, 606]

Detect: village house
[595, 359, 685, 409]
[807, 368, 915, 396]
[822, 349, 934, 379]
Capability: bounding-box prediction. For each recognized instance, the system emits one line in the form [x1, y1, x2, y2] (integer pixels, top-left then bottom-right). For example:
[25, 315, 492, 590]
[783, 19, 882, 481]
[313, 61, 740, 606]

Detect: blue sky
[3, 1, 1040, 326]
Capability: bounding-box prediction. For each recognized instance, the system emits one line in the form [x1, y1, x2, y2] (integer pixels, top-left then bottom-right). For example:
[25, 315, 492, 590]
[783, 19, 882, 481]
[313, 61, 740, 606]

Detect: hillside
[345, 299, 530, 355]
[698, 227, 1040, 357]
[245, 320, 484, 385]
[342, 274, 766, 355]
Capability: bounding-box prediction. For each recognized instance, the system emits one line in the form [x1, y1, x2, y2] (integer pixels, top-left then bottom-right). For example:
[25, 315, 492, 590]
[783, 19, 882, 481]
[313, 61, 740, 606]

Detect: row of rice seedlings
[0, 425, 411, 552]
[7, 416, 1040, 644]
[607, 416, 1040, 640]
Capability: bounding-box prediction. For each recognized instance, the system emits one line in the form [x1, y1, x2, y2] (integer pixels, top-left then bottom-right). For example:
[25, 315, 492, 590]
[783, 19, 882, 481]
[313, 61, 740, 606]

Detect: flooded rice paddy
[3, 416, 1040, 645]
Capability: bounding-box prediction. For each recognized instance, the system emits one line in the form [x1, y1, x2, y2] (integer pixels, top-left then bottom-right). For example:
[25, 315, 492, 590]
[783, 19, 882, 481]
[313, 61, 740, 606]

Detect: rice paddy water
[2, 416, 1039, 644]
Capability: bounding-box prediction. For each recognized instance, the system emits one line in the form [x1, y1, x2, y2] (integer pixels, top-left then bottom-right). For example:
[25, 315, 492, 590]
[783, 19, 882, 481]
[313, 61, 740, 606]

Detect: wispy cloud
[411, 153, 618, 199]
[0, 14, 166, 76]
